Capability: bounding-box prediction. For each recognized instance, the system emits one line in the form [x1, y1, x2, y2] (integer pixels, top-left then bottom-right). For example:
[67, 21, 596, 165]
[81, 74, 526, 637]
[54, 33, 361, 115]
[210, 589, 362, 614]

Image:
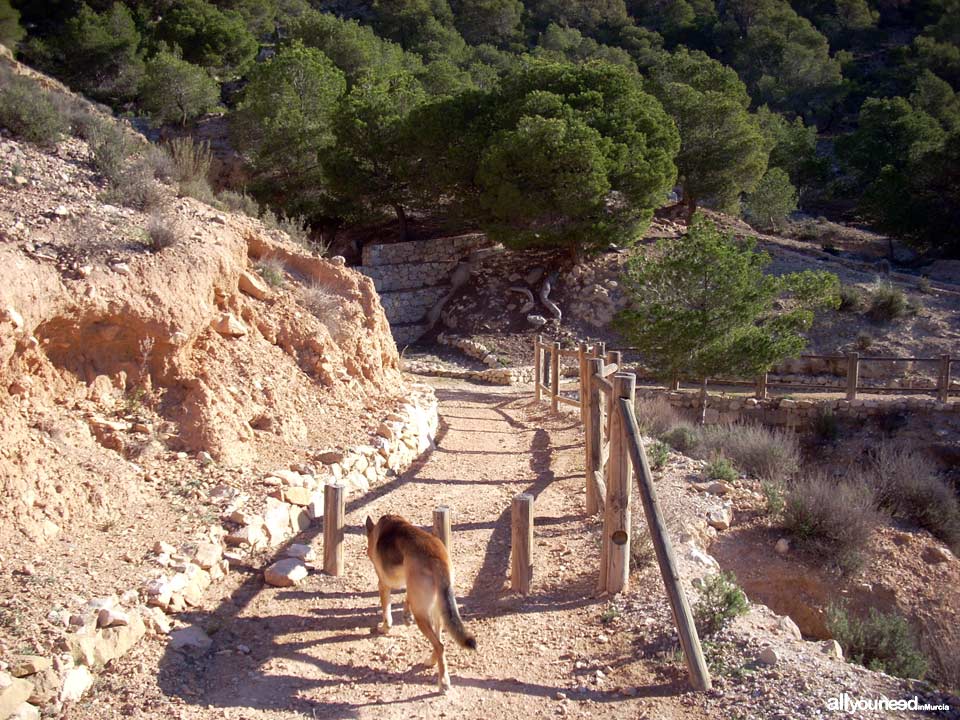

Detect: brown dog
[365, 514, 476, 691]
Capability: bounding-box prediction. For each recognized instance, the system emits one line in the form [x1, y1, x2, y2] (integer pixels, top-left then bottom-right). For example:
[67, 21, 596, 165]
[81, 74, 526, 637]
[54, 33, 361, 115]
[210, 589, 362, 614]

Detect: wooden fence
[532, 335, 711, 692]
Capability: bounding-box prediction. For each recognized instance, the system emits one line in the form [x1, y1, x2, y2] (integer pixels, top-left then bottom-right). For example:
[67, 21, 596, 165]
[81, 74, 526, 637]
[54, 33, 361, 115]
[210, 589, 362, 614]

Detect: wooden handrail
[593, 375, 613, 392]
[617, 396, 712, 692]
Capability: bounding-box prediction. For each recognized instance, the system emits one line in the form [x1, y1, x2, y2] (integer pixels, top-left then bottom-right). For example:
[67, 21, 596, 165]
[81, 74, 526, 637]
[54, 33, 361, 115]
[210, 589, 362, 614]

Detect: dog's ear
[365, 516, 374, 535]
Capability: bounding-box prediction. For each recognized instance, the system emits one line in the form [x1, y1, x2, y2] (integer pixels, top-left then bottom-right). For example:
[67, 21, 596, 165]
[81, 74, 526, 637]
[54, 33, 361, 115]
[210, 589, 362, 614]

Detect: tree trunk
[684, 192, 697, 222]
[393, 203, 409, 242]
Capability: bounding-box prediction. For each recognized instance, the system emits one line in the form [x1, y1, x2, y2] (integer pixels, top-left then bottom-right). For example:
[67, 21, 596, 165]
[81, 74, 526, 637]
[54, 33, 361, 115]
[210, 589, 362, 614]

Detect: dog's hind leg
[402, 596, 414, 625]
[375, 580, 393, 635]
[414, 614, 449, 691]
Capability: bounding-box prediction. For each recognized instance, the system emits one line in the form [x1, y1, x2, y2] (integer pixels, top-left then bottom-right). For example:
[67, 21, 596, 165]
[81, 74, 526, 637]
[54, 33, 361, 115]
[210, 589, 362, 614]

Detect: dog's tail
[439, 579, 476, 650]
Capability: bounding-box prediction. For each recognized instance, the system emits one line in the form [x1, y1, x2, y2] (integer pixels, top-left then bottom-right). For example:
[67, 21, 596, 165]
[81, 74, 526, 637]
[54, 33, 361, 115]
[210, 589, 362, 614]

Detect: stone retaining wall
[361, 261, 456, 293]
[361, 233, 488, 267]
[379, 286, 448, 325]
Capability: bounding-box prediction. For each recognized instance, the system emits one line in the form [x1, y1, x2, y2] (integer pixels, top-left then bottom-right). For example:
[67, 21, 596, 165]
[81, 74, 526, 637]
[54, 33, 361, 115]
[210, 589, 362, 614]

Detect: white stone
[706, 508, 731, 531]
[97, 608, 130, 628]
[283, 543, 316, 561]
[774, 538, 790, 555]
[264, 558, 308, 587]
[170, 626, 213, 654]
[59, 667, 93, 703]
[211, 313, 247, 338]
[821, 639, 844, 660]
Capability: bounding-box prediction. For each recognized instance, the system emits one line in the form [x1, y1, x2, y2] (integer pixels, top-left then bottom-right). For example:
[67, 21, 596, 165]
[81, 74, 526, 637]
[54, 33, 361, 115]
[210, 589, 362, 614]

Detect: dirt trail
[152, 378, 701, 720]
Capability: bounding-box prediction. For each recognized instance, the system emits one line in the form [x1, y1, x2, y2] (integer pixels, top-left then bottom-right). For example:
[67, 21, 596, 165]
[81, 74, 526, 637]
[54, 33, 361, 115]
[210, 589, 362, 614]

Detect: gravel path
[147, 379, 701, 720]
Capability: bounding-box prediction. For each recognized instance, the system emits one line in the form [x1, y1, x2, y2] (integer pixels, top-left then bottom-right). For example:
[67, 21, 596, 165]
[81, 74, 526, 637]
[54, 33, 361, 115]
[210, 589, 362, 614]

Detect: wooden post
[604, 351, 621, 433]
[533, 335, 542, 402]
[755, 373, 767, 400]
[323, 483, 345, 576]
[550, 342, 560, 412]
[938, 354, 951, 402]
[433, 506, 452, 549]
[585, 357, 602, 515]
[617, 394, 712, 692]
[511, 493, 534, 595]
[600, 373, 635, 594]
[670, 371, 680, 391]
[846, 352, 859, 401]
[595, 342, 606, 359]
[578, 342, 588, 424]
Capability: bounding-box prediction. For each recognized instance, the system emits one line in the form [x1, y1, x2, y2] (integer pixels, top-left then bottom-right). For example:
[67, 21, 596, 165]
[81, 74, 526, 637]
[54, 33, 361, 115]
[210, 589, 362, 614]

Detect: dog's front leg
[375, 580, 393, 635]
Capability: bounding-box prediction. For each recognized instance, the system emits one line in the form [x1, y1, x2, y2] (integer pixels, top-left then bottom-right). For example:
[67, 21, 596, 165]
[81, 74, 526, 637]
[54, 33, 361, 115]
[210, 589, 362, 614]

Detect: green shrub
[867, 282, 916, 323]
[178, 176, 216, 204]
[812, 408, 840, 444]
[783, 473, 880, 573]
[916, 276, 932, 294]
[706, 455, 738, 482]
[838, 284, 862, 312]
[762, 480, 785, 516]
[216, 189, 259, 217]
[855, 330, 873, 352]
[89, 122, 135, 184]
[648, 441, 670, 471]
[256, 257, 285, 288]
[0, 76, 68, 147]
[634, 396, 683, 437]
[141, 145, 177, 184]
[742, 167, 798, 231]
[827, 604, 928, 679]
[144, 211, 180, 252]
[699, 424, 800, 484]
[866, 444, 960, 551]
[663, 423, 702, 455]
[694, 571, 749, 635]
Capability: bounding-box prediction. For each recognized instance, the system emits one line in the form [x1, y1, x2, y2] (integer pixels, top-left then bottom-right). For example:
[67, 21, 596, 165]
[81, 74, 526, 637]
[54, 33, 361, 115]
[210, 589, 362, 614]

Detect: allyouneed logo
[826, 693, 951, 713]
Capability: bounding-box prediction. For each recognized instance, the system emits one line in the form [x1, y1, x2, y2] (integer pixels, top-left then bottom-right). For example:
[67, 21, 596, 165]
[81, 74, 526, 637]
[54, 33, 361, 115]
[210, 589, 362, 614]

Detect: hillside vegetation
[2, 0, 958, 256]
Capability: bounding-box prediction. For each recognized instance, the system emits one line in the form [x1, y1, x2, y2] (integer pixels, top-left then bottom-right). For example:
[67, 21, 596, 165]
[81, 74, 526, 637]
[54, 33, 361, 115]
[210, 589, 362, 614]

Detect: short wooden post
[323, 483, 345, 576]
[670, 370, 680, 391]
[595, 342, 606, 359]
[433, 506, 452, 549]
[578, 342, 588, 424]
[938, 354, 951, 402]
[617, 394, 712, 692]
[511, 493, 534, 595]
[533, 335, 542, 402]
[585, 357, 602, 515]
[755, 373, 767, 400]
[846, 352, 859, 401]
[600, 373, 635, 594]
[550, 342, 560, 412]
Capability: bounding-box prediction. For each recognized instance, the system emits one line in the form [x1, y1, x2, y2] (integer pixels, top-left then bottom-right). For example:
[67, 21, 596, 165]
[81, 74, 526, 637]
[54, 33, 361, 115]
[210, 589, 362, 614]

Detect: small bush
[634, 396, 683, 437]
[301, 282, 340, 318]
[256, 257, 285, 288]
[706, 455, 738, 482]
[165, 136, 212, 184]
[648, 440, 670, 471]
[812, 408, 840, 444]
[855, 330, 873, 352]
[822, 242, 841, 255]
[103, 165, 162, 211]
[866, 444, 960, 551]
[783, 472, 880, 573]
[838, 284, 862, 312]
[827, 604, 928, 680]
[761, 480, 785, 516]
[916, 276, 932, 294]
[694, 571, 749, 635]
[867, 282, 916, 323]
[142, 145, 177, 184]
[89, 122, 135, 184]
[663, 423, 702, 455]
[217, 190, 259, 217]
[144, 211, 180, 252]
[0, 76, 67, 147]
[178, 176, 217, 204]
[699, 424, 800, 484]
[630, 513, 654, 571]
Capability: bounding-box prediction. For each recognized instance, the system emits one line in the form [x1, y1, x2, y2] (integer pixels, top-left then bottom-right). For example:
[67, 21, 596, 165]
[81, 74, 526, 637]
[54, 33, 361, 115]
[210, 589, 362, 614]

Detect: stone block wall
[358, 234, 492, 345]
